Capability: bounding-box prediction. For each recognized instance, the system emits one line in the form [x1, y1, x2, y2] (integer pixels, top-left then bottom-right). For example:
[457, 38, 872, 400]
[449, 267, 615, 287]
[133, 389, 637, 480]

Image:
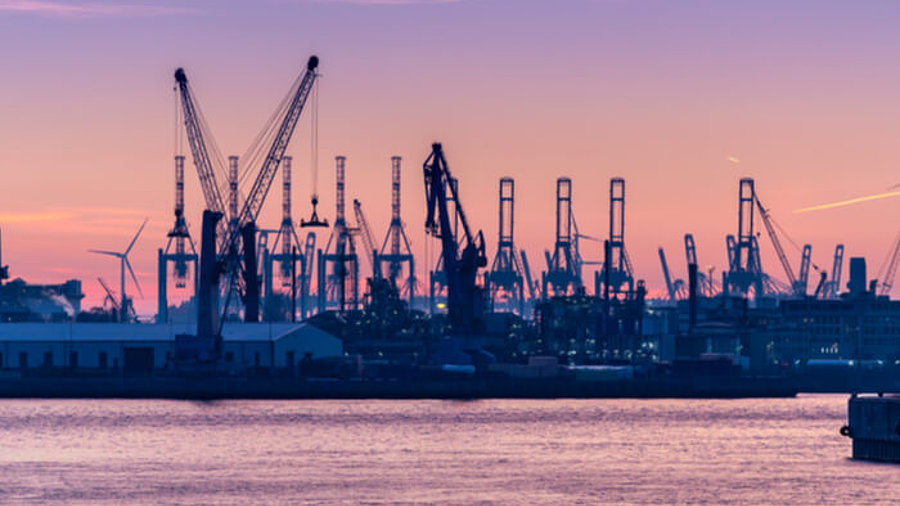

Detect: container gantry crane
[543, 177, 580, 298]
[725, 178, 764, 298]
[597, 177, 635, 297]
[319, 156, 359, 312]
[378, 157, 416, 306]
[157, 155, 198, 323]
[487, 177, 527, 315]
[424, 143, 486, 336]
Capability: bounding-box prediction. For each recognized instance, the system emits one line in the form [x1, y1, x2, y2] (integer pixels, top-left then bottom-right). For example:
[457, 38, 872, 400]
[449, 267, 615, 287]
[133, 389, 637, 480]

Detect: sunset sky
[3, 0, 900, 314]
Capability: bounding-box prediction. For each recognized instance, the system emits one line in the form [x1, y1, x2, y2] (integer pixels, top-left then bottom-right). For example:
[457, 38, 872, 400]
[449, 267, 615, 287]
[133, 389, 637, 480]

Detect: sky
[3, 0, 900, 315]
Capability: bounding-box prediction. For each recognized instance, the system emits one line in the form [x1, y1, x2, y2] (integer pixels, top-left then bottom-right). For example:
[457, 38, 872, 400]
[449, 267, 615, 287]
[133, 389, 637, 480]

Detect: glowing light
[727, 156, 740, 164]
[793, 190, 900, 213]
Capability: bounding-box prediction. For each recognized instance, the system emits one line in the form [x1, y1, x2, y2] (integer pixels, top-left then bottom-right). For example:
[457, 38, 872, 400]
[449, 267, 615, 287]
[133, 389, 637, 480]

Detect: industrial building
[0, 322, 341, 374]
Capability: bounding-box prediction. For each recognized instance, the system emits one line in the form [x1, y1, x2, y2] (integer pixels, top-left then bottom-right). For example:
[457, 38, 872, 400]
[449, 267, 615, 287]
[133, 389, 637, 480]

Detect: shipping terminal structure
[1, 56, 900, 406]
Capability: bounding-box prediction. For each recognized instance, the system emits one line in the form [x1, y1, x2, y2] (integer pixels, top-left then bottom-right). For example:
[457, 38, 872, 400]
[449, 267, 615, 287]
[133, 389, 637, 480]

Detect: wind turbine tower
[90, 219, 147, 322]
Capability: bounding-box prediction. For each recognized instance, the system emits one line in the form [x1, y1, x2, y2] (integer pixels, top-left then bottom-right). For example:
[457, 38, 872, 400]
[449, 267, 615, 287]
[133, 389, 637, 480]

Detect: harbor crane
[320, 156, 359, 312]
[725, 178, 764, 298]
[97, 277, 122, 320]
[825, 244, 844, 299]
[878, 232, 900, 297]
[157, 155, 199, 323]
[378, 157, 416, 305]
[543, 177, 580, 297]
[176, 56, 319, 324]
[755, 191, 823, 297]
[424, 143, 487, 335]
[353, 199, 380, 279]
[597, 178, 635, 297]
[487, 177, 527, 315]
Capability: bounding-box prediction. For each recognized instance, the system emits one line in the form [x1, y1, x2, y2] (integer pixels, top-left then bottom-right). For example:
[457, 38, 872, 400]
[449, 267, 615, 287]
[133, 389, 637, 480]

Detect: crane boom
[520, 249, 537, 301]
[829, 244, 844, 298]
[879, 234, 900, 296]
[221, 56, 319, 257]
[755, 197, 797, 287]
[797, 244, 812, 296]
[685, 234, 698, 266]
[353, 199, 379, 274]
[97, 277, 120, 310]
[174, 68, 229, 243]
[659, 247, 676, 302]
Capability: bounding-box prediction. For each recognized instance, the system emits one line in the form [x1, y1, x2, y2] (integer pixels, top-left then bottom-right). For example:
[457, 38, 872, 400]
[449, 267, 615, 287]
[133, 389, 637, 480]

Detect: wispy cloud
[793, 190, 900, 214]
[310, 0, 465, 4]
[0, 211, 72, 223]
[0, 0, 194, 17]
[1, 207, 157, 235]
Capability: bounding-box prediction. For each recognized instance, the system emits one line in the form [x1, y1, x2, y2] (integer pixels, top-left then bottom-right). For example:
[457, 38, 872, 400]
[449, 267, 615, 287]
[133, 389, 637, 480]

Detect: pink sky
[3, 0, 900, 314]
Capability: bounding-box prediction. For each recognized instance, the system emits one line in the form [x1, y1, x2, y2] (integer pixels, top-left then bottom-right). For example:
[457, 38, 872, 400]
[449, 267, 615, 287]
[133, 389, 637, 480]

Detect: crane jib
[220, 57, 319, 258]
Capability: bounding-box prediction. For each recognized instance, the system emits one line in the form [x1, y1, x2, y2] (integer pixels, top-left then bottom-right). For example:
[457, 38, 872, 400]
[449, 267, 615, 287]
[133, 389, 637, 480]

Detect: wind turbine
[89, 219, 147, 322]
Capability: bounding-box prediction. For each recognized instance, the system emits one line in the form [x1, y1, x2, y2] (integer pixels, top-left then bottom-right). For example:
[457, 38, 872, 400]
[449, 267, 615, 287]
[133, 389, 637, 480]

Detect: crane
[659, 247, 676, 302]
[353, 199, 380, 278]
[878, 232, 900, 296]
[797, 244, 812, 296]
[684, 234, 708, 296]
[220, 55, 320, 258]
[827, 244, 844, 299]
[755, 196, 797, 293]
[97, 277, 121, 312]
[174, 68, 229, 247]
[424, 143, 486, 335]
[520, 249, 537, 302]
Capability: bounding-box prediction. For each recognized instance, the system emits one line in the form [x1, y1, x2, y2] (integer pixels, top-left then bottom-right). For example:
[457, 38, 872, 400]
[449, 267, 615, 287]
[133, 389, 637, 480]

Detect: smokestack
[688, 263, 698, 334]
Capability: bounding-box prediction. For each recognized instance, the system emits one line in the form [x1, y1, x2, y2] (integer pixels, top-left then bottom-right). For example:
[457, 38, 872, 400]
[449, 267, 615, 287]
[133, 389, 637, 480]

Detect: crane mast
[424, 143, 486, 335]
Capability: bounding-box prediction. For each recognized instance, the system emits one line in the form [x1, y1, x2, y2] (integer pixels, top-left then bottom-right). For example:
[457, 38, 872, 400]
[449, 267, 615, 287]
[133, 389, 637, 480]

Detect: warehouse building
[0, 322, 341, 374]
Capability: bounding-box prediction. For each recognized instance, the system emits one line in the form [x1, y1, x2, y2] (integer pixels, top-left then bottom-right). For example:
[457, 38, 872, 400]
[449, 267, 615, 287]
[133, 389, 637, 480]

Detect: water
[0, 395, 896, 504]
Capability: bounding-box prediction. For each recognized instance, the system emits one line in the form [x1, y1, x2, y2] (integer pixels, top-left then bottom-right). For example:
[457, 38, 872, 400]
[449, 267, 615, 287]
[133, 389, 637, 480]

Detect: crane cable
[767, 206, 822, 272]
[238, 71, 301, 189]
[310, 76, 319, 205]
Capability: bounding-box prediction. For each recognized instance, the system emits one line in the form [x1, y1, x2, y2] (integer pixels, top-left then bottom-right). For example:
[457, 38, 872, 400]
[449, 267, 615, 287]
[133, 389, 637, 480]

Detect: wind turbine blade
[125, 218, 149, 255]
[125, 258, 144, 299]
[88, 250, 122, 257]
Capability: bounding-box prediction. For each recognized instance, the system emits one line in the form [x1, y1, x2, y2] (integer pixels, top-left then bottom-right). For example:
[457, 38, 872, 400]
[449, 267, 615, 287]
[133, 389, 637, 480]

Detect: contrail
[793, 190, 900, 213]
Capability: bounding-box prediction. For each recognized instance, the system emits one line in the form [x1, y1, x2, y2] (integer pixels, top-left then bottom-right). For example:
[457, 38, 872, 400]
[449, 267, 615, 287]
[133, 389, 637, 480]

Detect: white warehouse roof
[0, 322, 334, 343]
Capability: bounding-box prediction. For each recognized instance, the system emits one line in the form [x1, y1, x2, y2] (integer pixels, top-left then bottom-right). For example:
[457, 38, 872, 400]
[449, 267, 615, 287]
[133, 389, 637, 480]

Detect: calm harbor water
[0, 395, 896, 504]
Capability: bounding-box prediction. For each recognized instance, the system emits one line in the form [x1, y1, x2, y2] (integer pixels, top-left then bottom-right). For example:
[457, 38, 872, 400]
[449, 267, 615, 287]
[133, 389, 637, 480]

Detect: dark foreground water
[0, 395, 896, 504]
